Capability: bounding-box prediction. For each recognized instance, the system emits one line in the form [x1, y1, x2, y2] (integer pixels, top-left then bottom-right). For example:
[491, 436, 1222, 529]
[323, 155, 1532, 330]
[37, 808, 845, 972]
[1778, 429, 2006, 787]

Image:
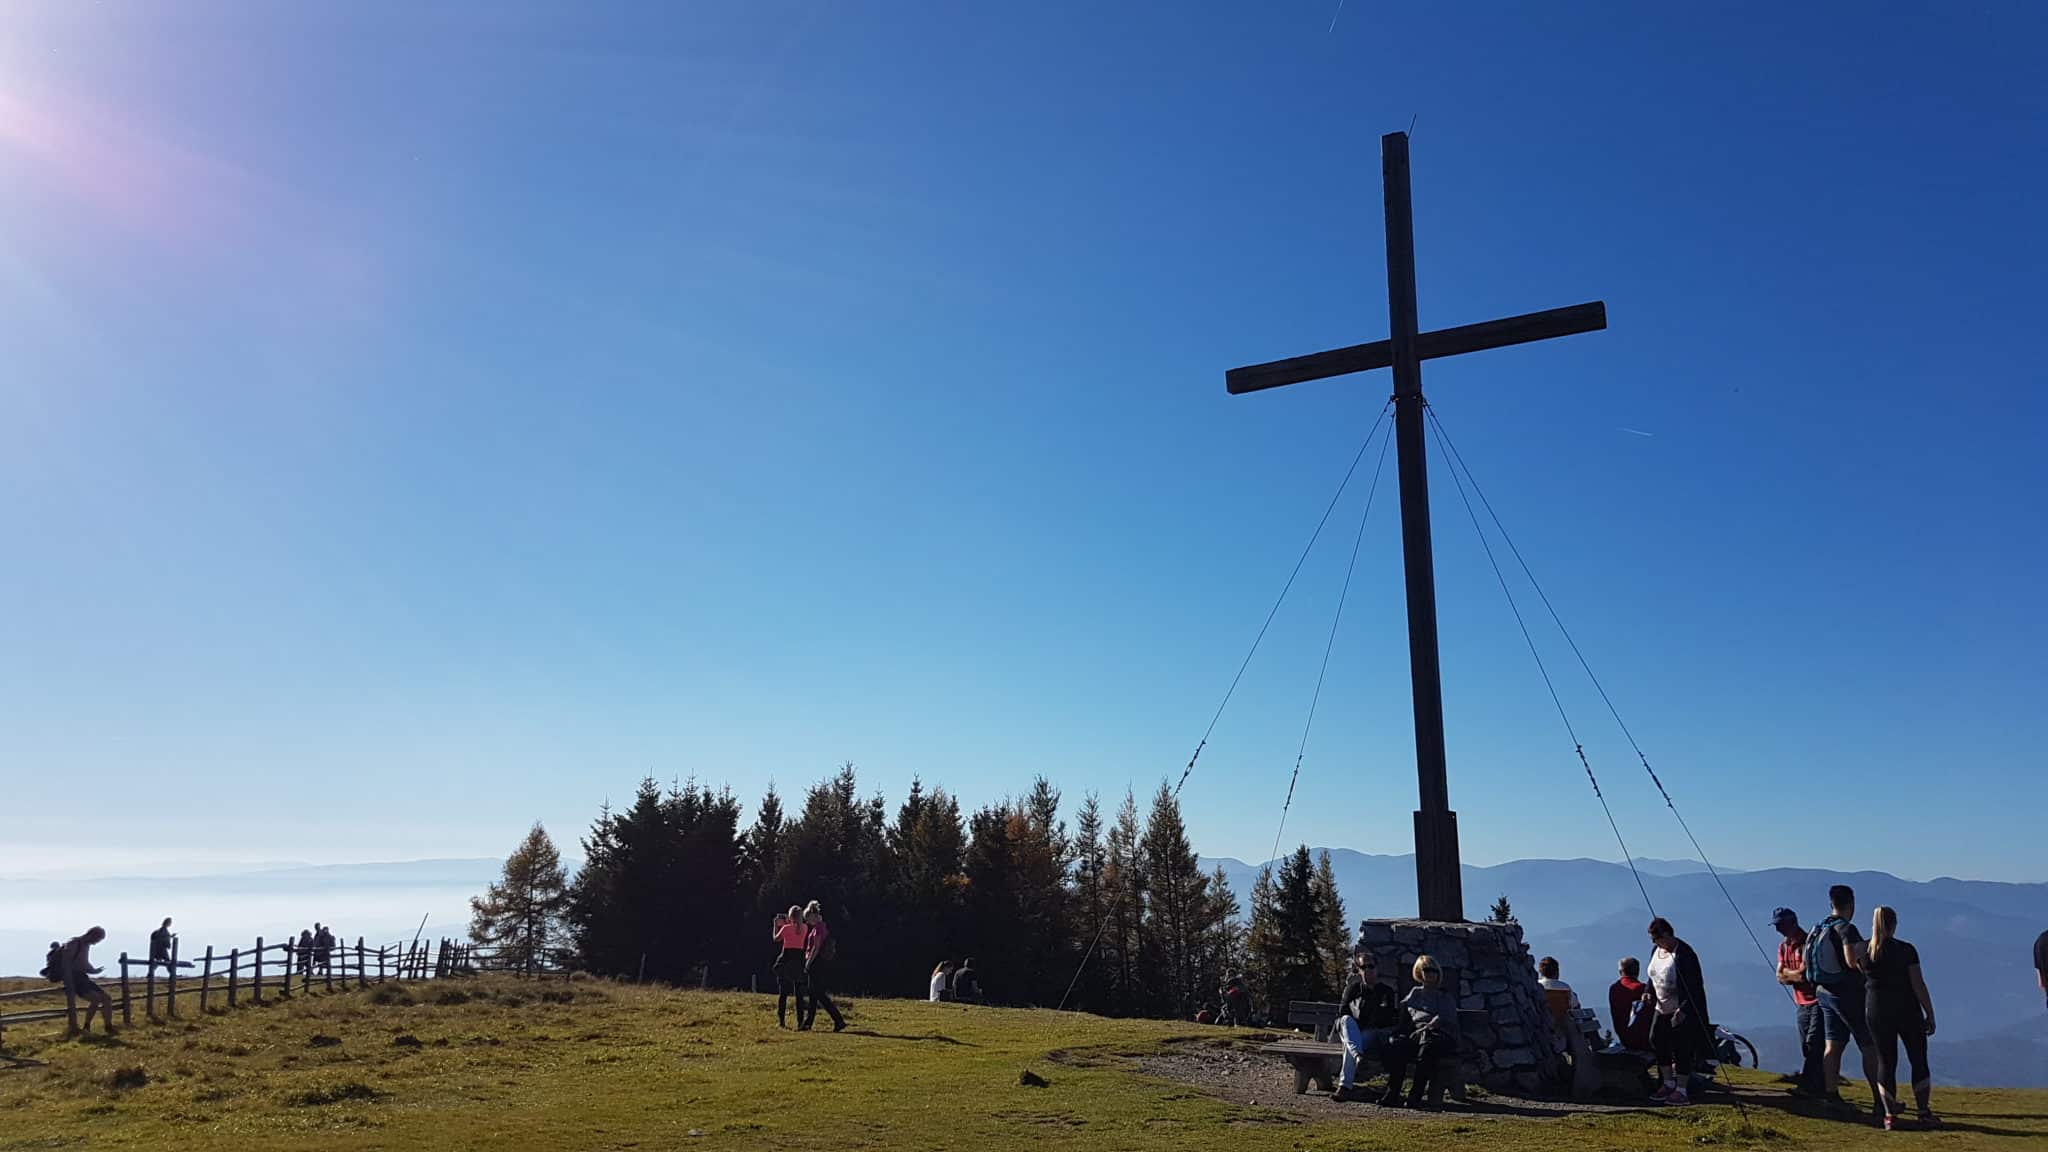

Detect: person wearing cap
[1772, 907, 1824, 1098]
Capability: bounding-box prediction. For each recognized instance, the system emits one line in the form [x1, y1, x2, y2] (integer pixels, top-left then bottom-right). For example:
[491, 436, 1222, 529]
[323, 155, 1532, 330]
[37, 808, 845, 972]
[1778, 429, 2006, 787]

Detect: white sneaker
[1668, 1087, 1691, 1106]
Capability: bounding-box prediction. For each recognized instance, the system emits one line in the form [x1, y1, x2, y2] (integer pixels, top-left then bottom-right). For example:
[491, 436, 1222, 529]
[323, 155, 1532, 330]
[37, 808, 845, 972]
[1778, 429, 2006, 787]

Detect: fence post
[324, 934, 335, 993]
[167, 935, 179, 1018]
[228, 948, 240, 1007]
[119, 952, 133, 1026]
[200, 946, 214, 1013]
[355, 937, 366, 989]
[253, 937, 264, 1003]
[145, 949, 158, 1019]
[378, 946, 387, 983]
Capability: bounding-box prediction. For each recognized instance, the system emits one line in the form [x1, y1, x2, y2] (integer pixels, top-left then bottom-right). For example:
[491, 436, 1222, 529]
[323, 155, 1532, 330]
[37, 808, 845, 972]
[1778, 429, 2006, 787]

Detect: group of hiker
[1764, 885, 1940, 1130]
[293, 923, 339, 975]
[927, 957, 983, 1003]
[35, 917, 190, 1036]
[1587, 884, 1944, 1128]
[768, 900, 844, 1032]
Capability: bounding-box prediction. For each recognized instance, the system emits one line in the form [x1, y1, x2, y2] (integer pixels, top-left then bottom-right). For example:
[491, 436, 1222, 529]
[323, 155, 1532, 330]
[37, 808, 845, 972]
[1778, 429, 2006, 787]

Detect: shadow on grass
[842, 1029, 976, 1046]
[1934, 1122, 2047, 1138]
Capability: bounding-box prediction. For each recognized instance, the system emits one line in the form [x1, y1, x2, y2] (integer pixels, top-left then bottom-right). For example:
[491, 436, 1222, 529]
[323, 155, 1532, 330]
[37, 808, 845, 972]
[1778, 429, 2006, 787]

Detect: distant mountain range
[1202, 849, 2048, 1088]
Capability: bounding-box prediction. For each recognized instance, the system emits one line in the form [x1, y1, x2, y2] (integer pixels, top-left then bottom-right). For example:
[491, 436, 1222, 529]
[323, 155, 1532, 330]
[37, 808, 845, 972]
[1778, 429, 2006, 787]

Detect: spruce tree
[1068, 793, 1109, 1011]
[774, 763, 894, 992]
[1268, 845, 1330, 1006]
[1242, 864, 1281, 1019]
[1140, 782, 1210, 1017]
[1312, 849, 1351, 993]
[1102, 789, 1146, 1014]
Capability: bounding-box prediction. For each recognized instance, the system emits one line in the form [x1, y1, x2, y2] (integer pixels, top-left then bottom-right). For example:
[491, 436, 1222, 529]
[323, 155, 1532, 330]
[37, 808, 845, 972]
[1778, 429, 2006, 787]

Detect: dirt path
[1133, 1040, 1671, 1122]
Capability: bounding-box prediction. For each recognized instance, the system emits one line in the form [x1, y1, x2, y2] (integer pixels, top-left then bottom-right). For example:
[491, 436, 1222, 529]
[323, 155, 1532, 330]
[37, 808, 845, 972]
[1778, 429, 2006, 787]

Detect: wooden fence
[0, 932, 571, 1047]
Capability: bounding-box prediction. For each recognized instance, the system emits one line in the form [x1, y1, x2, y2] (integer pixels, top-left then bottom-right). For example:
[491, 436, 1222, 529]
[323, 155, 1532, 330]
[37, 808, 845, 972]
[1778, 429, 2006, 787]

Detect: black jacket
[1340, 974, 1401, 1030]
[1657, 940, 1712, 1033]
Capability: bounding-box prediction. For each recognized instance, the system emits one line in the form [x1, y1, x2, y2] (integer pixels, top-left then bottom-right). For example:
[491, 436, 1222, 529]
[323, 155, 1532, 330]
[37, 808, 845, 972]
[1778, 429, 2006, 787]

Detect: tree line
[469, 763, 1356, 1020]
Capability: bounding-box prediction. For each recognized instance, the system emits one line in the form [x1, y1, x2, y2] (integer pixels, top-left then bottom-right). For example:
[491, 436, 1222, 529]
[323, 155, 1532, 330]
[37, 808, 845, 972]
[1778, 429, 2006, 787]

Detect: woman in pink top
[798, 901, 846, 1032]
[771, 906, 809, 1029]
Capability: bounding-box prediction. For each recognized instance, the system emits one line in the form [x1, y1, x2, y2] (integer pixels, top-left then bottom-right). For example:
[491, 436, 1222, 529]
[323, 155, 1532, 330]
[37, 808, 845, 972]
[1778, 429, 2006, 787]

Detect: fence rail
[1, 932, 570, 1047]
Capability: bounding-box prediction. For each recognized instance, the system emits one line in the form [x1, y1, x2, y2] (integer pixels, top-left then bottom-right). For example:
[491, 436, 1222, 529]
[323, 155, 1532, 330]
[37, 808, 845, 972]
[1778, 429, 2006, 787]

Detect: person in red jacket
[1608, 956, 1652, 1050]
[1772, 907, 1824, 1098]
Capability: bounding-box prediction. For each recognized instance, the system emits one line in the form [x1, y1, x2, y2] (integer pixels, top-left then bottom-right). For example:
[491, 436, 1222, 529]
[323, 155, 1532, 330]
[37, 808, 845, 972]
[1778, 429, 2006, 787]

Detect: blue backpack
[1803, 917, 1851, 990]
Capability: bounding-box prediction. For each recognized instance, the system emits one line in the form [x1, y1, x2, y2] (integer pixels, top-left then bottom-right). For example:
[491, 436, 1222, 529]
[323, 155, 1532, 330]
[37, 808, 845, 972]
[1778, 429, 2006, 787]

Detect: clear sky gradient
[4, 3, 2043, 884]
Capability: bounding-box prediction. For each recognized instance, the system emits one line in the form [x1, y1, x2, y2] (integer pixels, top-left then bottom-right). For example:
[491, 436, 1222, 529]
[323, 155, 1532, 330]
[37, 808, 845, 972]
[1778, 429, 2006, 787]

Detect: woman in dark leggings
[771, 905, 810, 1028]
[1865, 906, 1937, 1129]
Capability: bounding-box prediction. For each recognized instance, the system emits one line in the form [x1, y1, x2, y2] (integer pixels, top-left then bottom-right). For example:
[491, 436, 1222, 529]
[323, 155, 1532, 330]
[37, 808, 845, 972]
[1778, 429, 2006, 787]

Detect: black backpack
[40, 942, 65, 984]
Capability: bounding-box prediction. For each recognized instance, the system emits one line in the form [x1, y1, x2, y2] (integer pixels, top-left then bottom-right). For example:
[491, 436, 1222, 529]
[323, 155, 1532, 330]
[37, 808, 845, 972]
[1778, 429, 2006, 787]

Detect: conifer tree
[469, 822, 568, 973]
[1141, 782, 1211, 1016]
[1102, 789, 1146, 1014]
[1312, 849, 1351, 993]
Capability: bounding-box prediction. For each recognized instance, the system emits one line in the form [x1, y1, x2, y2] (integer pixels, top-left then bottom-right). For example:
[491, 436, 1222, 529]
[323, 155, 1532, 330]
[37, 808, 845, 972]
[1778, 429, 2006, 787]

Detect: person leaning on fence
[149, 917, 176, 973]
[771, 906, 809, 1028]
[797, 901, 846, 1033]
[59, 926, 118, 1035]
[297, 928, 315, 975]
[314, 923, 336, 973]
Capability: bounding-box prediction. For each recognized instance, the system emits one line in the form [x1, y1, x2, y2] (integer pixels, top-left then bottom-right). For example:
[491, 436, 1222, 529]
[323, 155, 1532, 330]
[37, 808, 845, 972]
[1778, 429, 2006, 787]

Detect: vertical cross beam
[1382, 132, 1464, 922]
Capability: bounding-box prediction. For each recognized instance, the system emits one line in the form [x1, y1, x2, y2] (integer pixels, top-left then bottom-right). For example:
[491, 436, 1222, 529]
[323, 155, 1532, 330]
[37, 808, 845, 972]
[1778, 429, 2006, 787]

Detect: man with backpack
[47, 927, 117, 1035]
[1807, 885, 1881, 1115]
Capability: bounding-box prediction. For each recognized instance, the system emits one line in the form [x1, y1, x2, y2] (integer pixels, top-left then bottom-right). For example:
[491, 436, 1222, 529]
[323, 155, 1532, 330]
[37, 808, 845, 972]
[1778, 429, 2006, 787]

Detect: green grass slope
[2, 977, 2043, 1151]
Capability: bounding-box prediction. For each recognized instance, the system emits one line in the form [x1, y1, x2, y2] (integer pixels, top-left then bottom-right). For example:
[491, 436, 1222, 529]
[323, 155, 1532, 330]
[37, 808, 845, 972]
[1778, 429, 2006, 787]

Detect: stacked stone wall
[1354, 919, 1561, 1094]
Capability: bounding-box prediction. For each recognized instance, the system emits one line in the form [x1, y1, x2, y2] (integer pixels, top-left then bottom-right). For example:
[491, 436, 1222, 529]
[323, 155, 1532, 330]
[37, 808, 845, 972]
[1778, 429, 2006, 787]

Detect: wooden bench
[1287, 999, 1342, 1041]
[1261, 1002, 1486, 1099]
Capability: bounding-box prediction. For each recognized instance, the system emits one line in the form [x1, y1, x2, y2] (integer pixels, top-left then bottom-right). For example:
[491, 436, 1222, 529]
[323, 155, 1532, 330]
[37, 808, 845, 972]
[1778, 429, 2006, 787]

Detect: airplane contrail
[1620, 427, 1656, 437]
[1328, 0, 1346, 34]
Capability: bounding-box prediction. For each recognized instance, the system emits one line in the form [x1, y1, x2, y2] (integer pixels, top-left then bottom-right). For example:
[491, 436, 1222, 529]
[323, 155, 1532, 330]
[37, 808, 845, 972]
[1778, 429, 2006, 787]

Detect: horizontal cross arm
[1225, 301, 1606, 395]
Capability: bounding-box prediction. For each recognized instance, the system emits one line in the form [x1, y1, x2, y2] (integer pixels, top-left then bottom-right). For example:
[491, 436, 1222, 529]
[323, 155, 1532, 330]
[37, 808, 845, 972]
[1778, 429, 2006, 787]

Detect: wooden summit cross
[1225, 132, 1606, 923]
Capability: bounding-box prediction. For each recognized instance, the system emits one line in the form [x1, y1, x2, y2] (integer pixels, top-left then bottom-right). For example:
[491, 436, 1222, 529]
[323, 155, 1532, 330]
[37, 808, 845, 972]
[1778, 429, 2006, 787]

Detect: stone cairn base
[1353, 919, 1561, 1095]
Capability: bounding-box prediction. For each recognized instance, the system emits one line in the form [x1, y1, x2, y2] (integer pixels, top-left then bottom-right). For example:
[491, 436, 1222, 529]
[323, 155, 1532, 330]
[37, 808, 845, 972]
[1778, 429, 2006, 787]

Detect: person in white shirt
[929, 959, 954, 1002]
[1537, 956, 1582, 1010]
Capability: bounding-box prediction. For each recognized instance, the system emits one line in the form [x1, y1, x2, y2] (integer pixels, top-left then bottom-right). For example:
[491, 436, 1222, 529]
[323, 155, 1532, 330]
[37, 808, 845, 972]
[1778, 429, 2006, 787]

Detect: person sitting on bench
[1331, 952, 1402, 1102]
[1383, 955, 1460, 1108]
[1538, 956, 1581, 1009]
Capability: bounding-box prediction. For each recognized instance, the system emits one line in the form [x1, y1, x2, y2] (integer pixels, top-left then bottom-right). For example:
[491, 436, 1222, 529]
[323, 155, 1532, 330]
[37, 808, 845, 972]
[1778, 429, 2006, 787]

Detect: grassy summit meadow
[2, 977, 2044, 1151]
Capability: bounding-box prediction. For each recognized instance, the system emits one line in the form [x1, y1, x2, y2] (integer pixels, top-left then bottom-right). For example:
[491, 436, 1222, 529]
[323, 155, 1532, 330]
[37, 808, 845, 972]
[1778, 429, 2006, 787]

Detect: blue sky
[3, 2, 2043, 886]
